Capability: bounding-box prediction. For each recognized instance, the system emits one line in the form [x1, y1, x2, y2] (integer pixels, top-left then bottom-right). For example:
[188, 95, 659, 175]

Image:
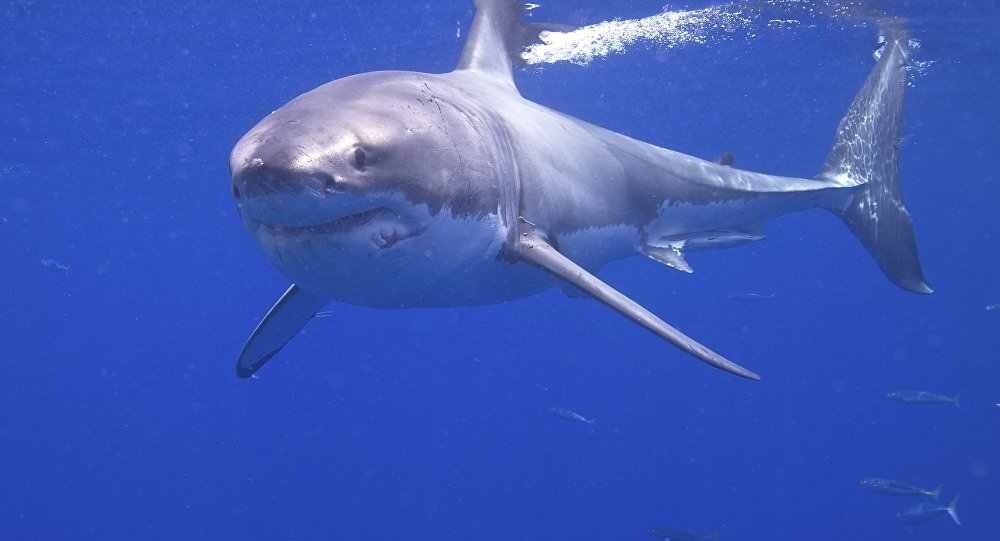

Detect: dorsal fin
[713, 152, 734, 166]
[456, 1, 568, 87]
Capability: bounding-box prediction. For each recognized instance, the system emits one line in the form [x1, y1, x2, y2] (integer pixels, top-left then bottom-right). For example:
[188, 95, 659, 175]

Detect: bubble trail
[522, 3, 759, 66]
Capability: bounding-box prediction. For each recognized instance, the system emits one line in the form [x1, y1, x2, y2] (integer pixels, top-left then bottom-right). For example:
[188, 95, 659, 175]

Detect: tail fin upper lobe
[818, 22, 932, 294]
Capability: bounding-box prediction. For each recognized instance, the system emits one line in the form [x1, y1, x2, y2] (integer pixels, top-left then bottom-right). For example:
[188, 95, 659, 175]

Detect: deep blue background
[2, 1, 998, 539]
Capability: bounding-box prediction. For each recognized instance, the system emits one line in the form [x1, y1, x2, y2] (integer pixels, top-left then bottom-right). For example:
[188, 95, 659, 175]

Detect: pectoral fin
[517, 234, 760, 380]
[236, 284, 329, 378]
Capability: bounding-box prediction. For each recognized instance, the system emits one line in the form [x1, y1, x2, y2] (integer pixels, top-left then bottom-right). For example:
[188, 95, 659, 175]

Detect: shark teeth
[256, 206, 391, 236]
[309, 207, 391, 234]
[247, 206, 426, 251]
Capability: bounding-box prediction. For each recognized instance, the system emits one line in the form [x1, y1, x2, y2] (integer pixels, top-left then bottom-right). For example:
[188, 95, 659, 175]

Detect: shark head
[230, 71, 520, 307]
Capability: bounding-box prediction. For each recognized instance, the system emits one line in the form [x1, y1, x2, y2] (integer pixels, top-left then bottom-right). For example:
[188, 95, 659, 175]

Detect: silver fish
[859, 478, 943, 498]
[887, 390, 962, 408]
[728, 292, 776, 301]
[547, 406, 594, 425]
[647, 527, 721, 540]
[986, 304, 1000, 312]
[896, 495, 960, 525]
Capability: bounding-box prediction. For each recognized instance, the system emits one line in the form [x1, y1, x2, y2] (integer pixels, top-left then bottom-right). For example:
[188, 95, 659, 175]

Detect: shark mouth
[245, 206, 424, 249]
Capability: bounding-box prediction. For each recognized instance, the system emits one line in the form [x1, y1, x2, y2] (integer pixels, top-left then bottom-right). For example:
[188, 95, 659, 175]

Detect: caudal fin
[946, 494, 961, 525]
[817, 21, 931, 294]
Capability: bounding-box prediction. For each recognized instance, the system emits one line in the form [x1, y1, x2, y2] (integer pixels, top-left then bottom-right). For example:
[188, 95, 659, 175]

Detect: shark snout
[231, 158, 344, 201]
[231, 149, 362, 227]
[231, 158, 410, 237]
[232, 167, 333, 227]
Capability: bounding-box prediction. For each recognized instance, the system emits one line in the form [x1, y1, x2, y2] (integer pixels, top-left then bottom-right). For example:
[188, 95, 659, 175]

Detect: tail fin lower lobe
[818, 21, 932, 294]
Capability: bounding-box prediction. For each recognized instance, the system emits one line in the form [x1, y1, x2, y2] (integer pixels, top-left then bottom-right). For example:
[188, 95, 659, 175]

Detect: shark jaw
[242, 204, 424, 252]
[236, 190, 535, 308]
[238, 191, 429, 279]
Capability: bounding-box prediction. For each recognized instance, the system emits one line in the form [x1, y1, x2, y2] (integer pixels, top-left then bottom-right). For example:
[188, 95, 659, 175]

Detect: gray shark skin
[230, 0, 930, 380]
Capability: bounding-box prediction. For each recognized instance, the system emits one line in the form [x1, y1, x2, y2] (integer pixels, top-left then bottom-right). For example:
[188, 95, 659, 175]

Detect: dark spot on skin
[232, 182, 241, 199]
[354, 148, 367, 170]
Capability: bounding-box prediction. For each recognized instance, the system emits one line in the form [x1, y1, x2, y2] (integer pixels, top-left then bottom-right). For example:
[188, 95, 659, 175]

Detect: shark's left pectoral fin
[236, 284, 329, 378]
[516, 234, 760, 380]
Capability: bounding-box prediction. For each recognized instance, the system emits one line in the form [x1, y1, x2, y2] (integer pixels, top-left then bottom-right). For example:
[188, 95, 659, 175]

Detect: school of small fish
[264, 278, 993, 534]
[860, 388, 967, 526]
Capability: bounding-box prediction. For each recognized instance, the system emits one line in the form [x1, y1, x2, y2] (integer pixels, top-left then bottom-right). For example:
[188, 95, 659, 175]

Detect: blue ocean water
[2, 0, 998, 539]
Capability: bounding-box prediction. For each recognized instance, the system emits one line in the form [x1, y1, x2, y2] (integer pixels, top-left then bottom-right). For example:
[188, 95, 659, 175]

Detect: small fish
[859, 478, 943, 498]
[547, 406, 594, 425]
[41, 258, 70, 275]
[647, 527, 722, 540]
[314, 311, 335, 318]
[896, 494, 960, 525]
[887, 390, 962, 408]
[986, 304, 1000, 312]
[728, 292, 775, 301]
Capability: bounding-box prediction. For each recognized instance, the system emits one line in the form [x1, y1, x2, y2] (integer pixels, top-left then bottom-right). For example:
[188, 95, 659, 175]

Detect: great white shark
[229, 0, 930, 380]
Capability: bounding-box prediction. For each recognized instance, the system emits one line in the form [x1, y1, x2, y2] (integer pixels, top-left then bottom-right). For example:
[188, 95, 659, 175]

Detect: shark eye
[354, 148, 367, 170]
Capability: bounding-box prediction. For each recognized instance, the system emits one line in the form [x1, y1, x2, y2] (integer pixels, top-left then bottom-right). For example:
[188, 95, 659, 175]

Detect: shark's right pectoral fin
[236, 284, 329, 378]
[516, 233, 760, 380]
